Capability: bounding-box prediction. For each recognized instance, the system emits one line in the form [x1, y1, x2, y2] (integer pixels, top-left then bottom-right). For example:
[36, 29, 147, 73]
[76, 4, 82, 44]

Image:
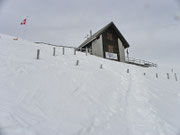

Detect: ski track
[0, 34, 180, 135]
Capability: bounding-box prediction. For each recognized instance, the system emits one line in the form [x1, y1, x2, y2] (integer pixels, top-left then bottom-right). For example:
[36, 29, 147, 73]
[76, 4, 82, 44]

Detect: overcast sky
[0, 0, 180, 67]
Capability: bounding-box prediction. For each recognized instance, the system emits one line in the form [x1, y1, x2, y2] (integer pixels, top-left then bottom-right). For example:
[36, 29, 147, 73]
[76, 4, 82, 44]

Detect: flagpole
[23, 16, 28, 40]
[19, 16, 28, 40]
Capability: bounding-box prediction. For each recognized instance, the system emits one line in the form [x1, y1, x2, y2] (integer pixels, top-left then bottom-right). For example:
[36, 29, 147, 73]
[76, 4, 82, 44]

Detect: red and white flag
[20, 18, 27, 25]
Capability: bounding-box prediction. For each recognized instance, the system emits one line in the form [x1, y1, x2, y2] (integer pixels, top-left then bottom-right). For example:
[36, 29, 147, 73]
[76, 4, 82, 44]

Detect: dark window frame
[107, 33, 113, 41]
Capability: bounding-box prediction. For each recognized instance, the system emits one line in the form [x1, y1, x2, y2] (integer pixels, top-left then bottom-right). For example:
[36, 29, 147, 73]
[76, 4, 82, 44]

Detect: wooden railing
[125, 57, 158, 67]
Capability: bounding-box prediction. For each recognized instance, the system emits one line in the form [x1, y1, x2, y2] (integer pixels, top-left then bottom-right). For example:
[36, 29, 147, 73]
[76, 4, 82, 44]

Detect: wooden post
[175, 73, 178, 81]
[167, 73, 170, 80]
[127, 69, 129, 73]
[53, 47, 56, 56]
[37, 49, 40, 59]
[143, 73, 146, 76]
[156, 73, 158, 78]
[74, 48, 76, 55]
[86, 48, 88, 56]
[100, 64, 103, 69]
[76, 60, 79, 66]
[62, 47, 65, 55]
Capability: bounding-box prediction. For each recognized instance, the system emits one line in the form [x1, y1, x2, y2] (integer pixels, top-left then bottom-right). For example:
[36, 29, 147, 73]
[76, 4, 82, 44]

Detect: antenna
[84, 30, 92, 39]
[90, 30, 92, 37]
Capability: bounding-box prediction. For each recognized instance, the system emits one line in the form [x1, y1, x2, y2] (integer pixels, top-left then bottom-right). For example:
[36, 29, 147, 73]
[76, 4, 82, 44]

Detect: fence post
[175, 73, 178, 81]
[76, 60, 79, 66]
[100, 64, 103, 69]
[62, 47, 65, 55]
[127, 69, 129, 73]
[53, 47, 56, 56]
[167, 73, 170, 80]
[156, 73, 158, 78]
[37, 49, 40, 60]
[86, 48, 88, 56]
[143, 73, 146, 76]
[74, 48, 76, 55]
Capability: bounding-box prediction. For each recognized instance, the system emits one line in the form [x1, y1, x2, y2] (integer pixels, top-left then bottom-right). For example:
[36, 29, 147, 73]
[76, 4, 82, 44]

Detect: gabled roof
[78, 22, 130, 48]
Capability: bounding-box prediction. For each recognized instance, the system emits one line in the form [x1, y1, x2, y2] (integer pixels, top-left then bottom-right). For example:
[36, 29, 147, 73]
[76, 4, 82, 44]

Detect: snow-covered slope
[0, 34, 180, 135]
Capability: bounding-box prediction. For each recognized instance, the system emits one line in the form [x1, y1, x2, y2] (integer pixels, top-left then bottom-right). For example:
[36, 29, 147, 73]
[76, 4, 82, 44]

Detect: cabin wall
[92, 35, 104, 57]
[118, 38, 125, 62]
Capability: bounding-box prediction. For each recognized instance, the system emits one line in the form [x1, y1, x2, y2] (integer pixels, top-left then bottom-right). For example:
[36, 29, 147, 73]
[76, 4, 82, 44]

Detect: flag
[20, 18, 27, 25]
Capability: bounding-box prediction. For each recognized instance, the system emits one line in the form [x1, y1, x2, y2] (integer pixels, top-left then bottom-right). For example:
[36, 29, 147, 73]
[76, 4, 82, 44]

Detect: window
[108, 45, 114, 53]
[107, 33, 113, 41]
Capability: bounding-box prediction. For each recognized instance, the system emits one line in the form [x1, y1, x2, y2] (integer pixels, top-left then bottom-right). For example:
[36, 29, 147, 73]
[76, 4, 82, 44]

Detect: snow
[0, 33, 180, 135]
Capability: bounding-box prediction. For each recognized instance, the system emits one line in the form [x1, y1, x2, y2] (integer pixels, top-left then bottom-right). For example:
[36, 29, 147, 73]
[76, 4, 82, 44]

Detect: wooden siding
[102, 27, 120, 61]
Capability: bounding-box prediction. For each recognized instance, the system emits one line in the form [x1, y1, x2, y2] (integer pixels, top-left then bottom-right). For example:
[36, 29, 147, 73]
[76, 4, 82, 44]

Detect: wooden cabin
[78, 22, 130, 62]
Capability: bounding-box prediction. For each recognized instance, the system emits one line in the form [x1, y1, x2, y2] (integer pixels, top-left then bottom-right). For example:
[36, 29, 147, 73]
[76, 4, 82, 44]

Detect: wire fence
[35, 42, 93, 54]
[35, 42, 157, 68]
[34, 46, 179, 82]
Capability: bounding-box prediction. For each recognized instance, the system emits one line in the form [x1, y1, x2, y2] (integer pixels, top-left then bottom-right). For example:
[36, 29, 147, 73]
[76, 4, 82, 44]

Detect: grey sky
[0, 0, 180, 67]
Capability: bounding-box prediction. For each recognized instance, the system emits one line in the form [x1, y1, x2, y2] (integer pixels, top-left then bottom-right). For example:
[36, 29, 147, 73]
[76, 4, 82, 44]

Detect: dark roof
[78, 22, 130, 48]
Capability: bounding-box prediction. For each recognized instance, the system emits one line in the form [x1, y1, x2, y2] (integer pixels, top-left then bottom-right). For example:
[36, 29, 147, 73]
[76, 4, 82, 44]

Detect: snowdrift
[0, 34, 180, 135]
